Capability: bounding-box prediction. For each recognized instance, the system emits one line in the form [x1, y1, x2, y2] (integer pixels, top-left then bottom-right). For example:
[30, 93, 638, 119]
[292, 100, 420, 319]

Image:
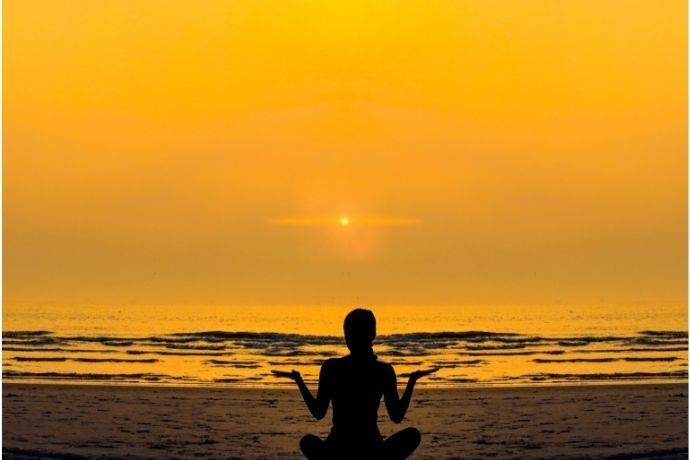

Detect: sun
[339, 216, 350, 226]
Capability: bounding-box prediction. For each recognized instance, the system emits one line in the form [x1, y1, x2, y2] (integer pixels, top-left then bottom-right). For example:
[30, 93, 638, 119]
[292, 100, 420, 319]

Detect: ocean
[3, 303, 687, 387]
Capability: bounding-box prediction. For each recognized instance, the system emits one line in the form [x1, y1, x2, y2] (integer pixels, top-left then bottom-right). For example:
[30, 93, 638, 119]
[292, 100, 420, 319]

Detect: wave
[12, 357, 68, 362]
[12, 356, 158, 363]
[4, 331, 53, 338]
[3, 329, 687, 387]
[126, 349, 234, 356]
[3, 347, 118, 353]
[205, 359, 262, 368]
[518, 371, 688, 382]
[579, 346, 689, 354]
[7, 328, 685, 359]
[3, 370, 178, 382]
[458, 350, 566, 356]
[639, 330, 687, 338]
[165, 343, 227, 351]
[214, 376, 264, 384]
[533, 357, 681, 364]
[4, 329, 686, 350]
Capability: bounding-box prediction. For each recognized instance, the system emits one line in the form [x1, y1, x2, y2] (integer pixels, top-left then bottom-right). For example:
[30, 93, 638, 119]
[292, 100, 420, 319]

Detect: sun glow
[267, 214, 419, 260]
[4, 0, 685, 305]
[269, 216, 420, 226]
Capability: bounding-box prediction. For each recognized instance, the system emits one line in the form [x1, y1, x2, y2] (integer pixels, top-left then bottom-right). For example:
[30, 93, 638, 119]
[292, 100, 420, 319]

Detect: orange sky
[4, 0, 687, 306]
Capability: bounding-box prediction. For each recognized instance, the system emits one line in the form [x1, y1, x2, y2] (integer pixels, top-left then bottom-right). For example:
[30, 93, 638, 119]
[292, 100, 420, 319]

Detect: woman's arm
[384, 367, 437, 423]
[272, 361, 333, 420]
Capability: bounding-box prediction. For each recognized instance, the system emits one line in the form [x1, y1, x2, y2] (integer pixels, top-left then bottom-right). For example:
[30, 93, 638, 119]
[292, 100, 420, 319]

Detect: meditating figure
[273, 308, 436, 459]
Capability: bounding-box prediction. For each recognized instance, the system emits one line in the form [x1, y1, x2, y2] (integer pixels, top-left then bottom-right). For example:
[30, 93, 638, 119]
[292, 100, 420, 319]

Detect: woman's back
[324, 355, 392, 445]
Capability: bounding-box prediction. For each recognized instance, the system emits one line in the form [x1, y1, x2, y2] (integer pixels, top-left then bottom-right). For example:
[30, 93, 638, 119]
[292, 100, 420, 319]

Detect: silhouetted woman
[273, 308, 436, 459]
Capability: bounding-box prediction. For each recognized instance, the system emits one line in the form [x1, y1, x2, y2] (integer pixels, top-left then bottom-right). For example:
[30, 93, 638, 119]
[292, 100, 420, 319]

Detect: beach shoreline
[2, 379, 689, 391]
[3, 382, 687, 459]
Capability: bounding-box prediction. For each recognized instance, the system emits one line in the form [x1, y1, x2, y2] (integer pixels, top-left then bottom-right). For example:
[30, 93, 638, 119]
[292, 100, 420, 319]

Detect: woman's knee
[407, 428, 422, 448]
[385, 427, 422, 458]
[300, 434, 324, 459]
[403, 427, 421, 448]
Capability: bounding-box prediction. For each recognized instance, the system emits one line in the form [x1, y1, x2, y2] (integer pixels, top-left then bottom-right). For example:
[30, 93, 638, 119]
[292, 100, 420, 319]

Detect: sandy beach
[3, 383, 687, 459]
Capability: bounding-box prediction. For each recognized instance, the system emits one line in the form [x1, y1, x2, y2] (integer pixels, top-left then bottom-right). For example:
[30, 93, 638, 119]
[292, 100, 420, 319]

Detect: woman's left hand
[409, 368, 439, 382]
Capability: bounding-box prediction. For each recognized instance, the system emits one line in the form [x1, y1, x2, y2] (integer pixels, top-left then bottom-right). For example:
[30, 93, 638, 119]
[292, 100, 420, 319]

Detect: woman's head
[344, 308, 376, 355]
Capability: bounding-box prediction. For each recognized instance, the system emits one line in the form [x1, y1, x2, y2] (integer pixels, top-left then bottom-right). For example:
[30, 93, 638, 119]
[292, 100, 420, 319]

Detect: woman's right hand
[271, 369, 302, 381]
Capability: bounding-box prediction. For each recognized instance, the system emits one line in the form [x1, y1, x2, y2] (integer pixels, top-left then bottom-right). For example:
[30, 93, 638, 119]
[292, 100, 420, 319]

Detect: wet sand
[3, 383, 687, 459]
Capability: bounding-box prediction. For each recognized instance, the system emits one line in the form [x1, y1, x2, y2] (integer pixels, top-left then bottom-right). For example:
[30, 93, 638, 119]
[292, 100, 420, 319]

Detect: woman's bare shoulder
[374, 359, 395, 374]
[321, 357, 342, 369]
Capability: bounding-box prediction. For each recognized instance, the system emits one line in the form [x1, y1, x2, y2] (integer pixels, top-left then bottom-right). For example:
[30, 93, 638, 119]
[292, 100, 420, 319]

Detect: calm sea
[3, 303, 687, 387]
